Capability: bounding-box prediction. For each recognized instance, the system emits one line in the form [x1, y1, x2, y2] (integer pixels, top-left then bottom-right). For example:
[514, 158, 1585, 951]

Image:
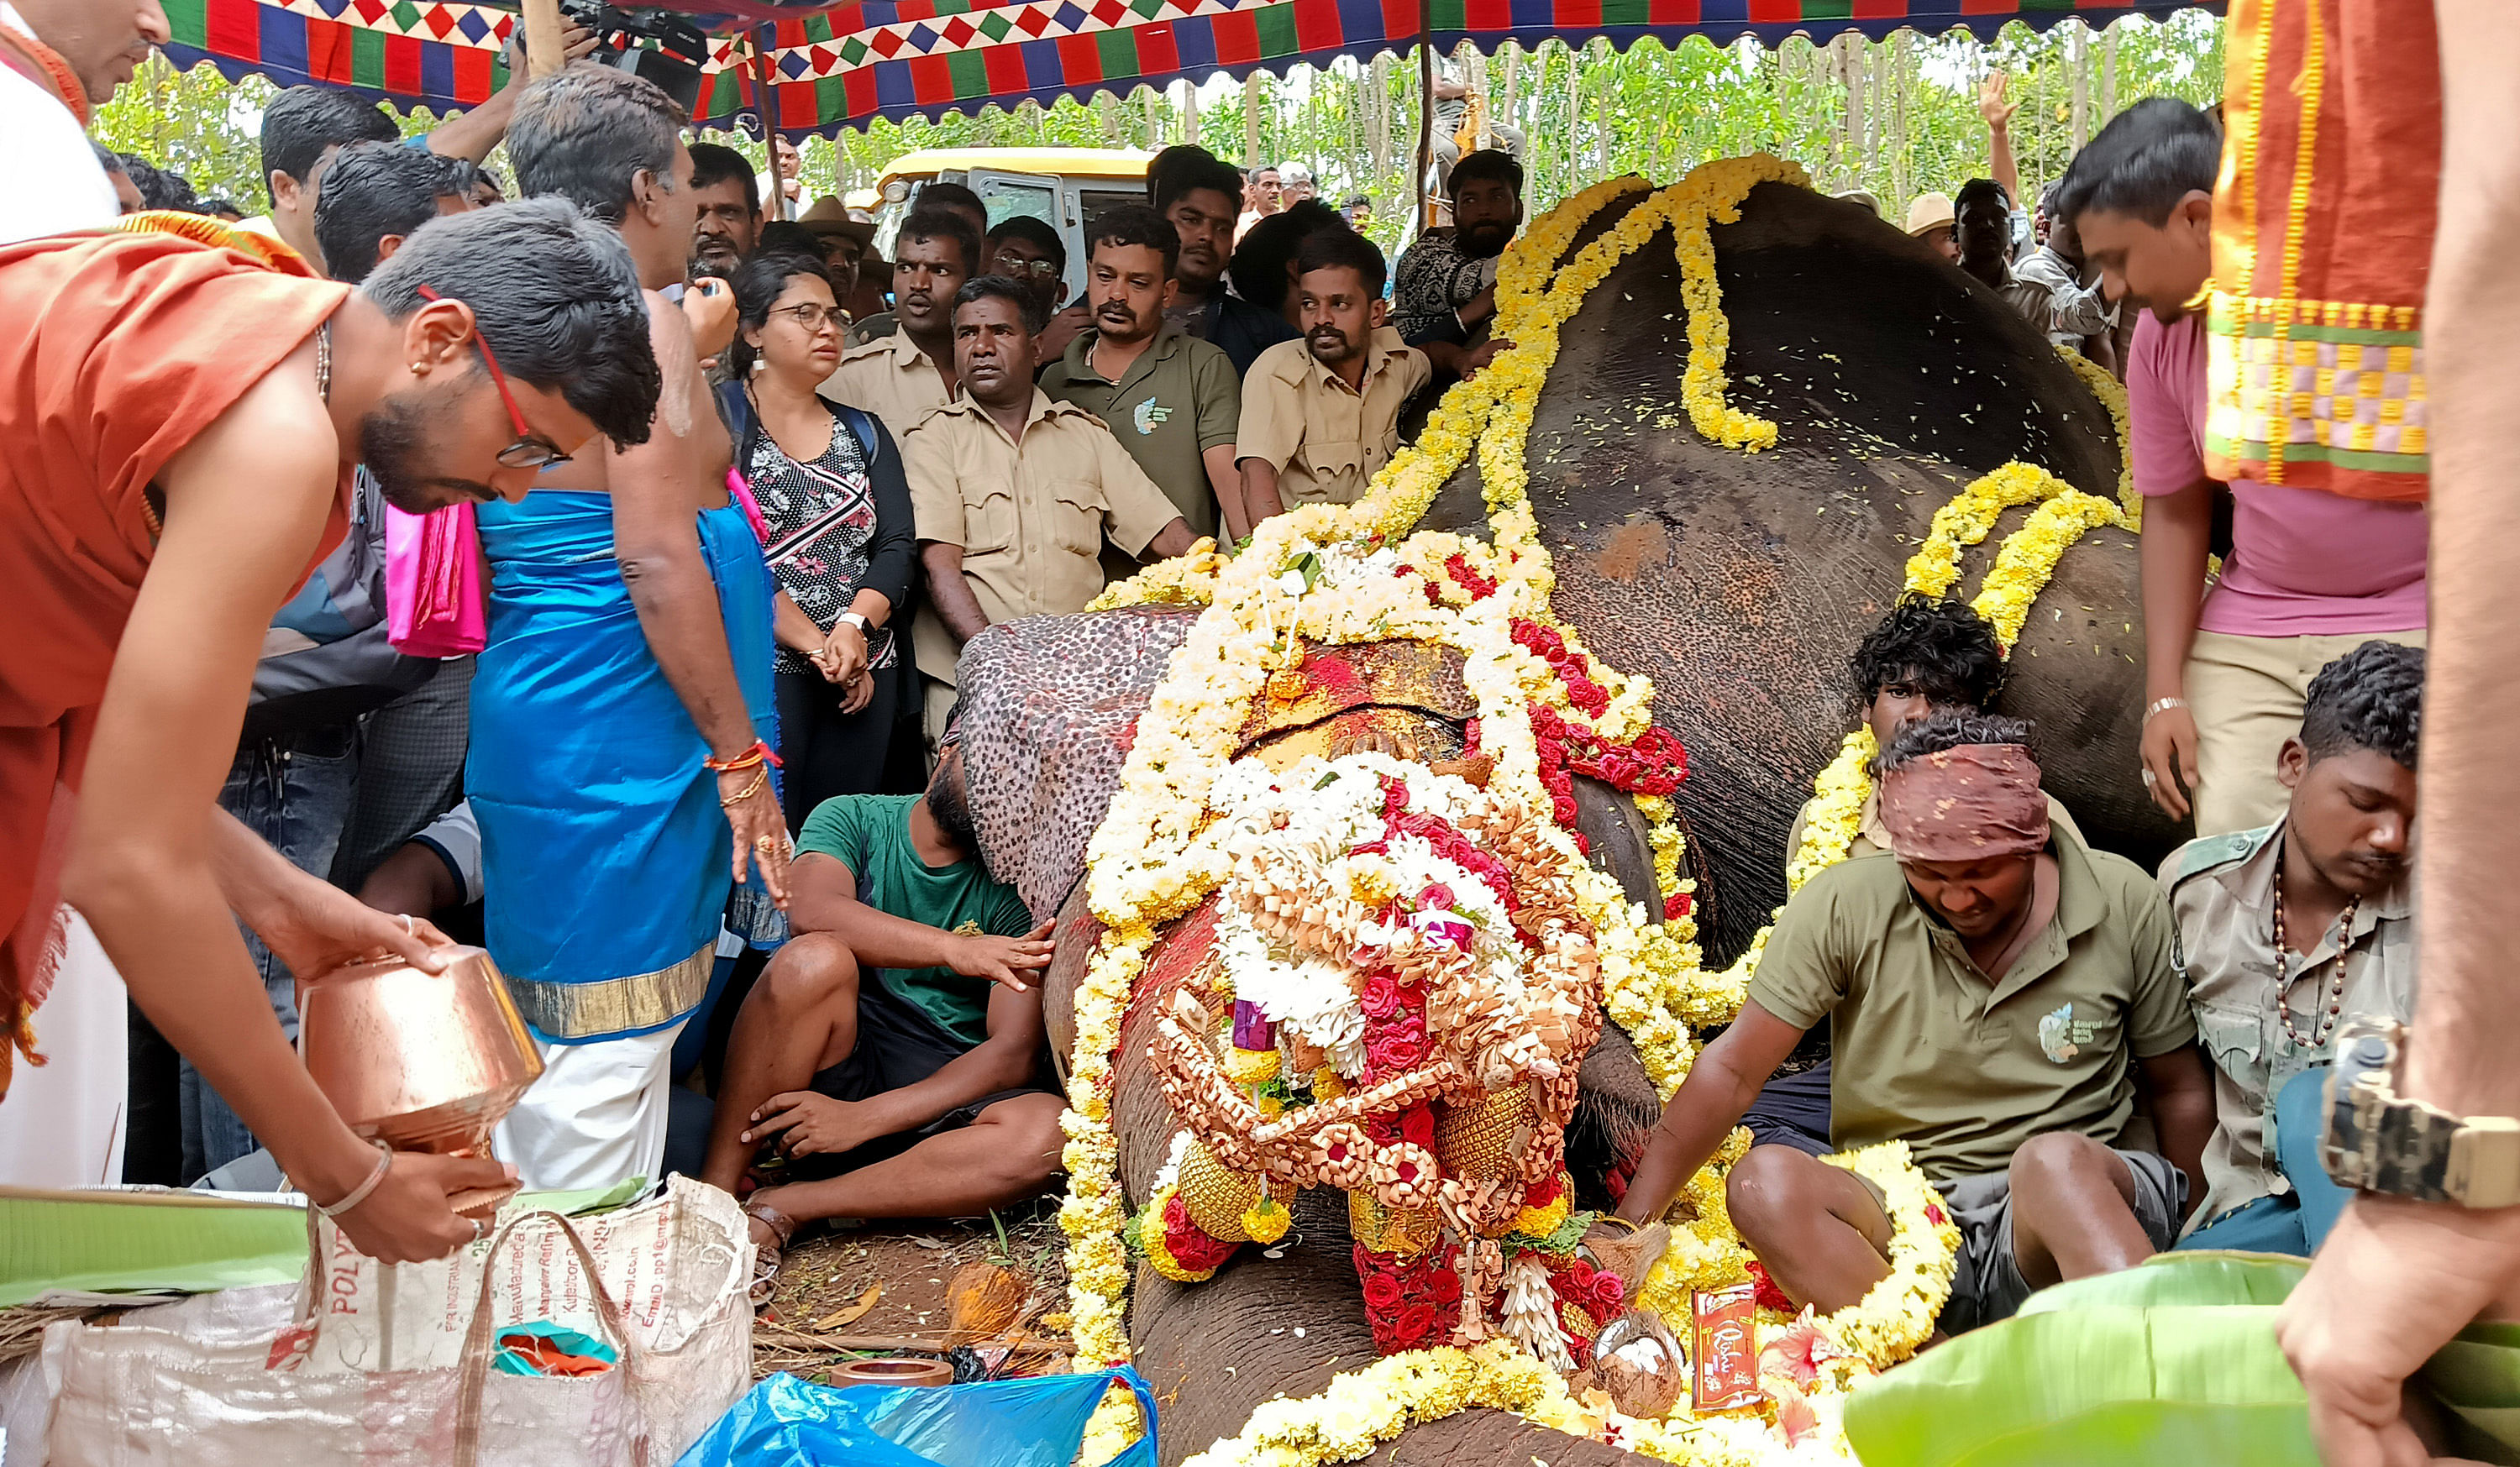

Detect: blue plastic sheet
[674, 1366, 1159, 1467]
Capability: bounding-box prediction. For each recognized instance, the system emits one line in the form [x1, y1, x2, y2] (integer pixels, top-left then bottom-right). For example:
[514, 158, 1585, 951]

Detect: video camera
[552, 0, 710, 116]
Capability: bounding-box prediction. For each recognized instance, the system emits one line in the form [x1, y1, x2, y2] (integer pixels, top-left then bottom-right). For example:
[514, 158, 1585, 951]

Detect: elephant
[1025, 175, 2169, 1464]
[1418, 179, 2183, 963]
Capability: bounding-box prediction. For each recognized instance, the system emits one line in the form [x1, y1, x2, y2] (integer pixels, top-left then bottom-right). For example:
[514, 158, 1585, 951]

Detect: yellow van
[869, 147, 1152, 305]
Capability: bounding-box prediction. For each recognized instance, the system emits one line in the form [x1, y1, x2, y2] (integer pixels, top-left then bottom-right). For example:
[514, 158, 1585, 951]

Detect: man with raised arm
[0, 199, 659, 1257]
[482, 66, 790, 1192]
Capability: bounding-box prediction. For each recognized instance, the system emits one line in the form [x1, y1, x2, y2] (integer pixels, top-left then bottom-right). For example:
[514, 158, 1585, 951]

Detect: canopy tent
[158, 0, 2216, 135]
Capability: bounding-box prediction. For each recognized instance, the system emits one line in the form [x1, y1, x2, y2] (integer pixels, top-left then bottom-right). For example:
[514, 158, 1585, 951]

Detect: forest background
[94, 10, 2223, 251]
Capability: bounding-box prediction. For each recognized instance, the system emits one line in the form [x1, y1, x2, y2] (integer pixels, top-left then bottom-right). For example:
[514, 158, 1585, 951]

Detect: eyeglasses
[416, 285, 573, 469]
[769, 302, 845, 332]
[993, 254, 1061, 278]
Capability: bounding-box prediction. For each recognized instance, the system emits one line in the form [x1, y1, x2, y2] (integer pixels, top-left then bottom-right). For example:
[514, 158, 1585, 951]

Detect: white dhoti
[492, 1021, 686, 1192]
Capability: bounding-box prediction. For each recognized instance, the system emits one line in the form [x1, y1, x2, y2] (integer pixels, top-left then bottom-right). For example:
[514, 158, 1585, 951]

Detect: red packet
[1691, 1283, 1760, 1412]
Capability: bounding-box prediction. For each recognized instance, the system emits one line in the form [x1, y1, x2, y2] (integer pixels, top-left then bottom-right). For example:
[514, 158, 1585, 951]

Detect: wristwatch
[836, 611, 870, 635]
[2323, 1017, 2520, 1208]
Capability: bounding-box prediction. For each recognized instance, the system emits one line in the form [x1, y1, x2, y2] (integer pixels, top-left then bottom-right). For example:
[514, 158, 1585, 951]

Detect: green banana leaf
[1844, 1251, 2520, 1467]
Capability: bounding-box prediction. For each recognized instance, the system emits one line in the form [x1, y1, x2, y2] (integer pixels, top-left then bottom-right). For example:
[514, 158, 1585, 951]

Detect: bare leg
[698, 932, 859, 1197]
[2006, 1132, 2153, 1289]
[1726, 1143, 1897, 1312]
[748, 1092, 1066, 1225]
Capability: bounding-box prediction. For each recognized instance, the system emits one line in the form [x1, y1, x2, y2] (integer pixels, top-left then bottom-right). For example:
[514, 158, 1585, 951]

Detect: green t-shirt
[1746, 828, 2197, 1182]
[796, 794, 1032, 1049]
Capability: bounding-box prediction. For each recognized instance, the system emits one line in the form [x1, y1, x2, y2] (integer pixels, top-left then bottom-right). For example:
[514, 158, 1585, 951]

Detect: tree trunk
[2101, 22, 2118, 125]
[1501, 42, 1520, 143]
[1888, 30, 1911, 208]
[1244, 71, 1263, 166]
[1593, 38, 1612, 177]
[1565, 41, 1585, 202]
[2070, 21, 2091, 155]
[1181, 77, 1201, 145]
[1368, 55, 1391, 183]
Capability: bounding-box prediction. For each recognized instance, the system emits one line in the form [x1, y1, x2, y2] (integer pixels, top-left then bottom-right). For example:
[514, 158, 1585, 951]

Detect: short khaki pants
[2185, 627, 2426, 837]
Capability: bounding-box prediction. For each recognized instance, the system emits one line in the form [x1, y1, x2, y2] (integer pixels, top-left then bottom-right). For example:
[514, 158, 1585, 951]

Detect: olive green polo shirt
[1040, 325, 1241, 541]
[1747, 828, 2197, 1183]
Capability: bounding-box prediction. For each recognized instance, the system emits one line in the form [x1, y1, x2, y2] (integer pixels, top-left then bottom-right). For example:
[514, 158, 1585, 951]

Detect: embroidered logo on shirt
[1132, 396, 1173, 435]
[2037, 1002, 2099, 1064]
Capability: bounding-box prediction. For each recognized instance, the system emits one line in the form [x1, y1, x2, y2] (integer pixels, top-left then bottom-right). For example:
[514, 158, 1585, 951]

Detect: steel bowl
[299, 945, 542, 1213]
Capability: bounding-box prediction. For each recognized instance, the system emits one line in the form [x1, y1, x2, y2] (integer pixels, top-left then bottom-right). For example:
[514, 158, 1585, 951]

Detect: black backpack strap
[827, 400, 883, 469]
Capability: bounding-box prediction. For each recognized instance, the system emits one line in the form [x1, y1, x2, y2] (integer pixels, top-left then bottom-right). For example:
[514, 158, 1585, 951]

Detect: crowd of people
[3, 0, 2513, 1449]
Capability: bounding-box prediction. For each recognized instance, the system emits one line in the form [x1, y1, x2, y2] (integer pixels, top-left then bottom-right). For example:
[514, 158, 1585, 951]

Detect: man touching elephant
[1616, 713, 2216, 1334]
[697, 736, 1065, 1305]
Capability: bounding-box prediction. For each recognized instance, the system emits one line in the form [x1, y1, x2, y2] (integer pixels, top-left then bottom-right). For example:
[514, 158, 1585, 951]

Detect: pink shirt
[2128, 312, 2428, 637]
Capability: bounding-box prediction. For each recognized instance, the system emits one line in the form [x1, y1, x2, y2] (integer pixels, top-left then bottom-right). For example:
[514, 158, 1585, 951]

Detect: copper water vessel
[299, 945, 542, 1217]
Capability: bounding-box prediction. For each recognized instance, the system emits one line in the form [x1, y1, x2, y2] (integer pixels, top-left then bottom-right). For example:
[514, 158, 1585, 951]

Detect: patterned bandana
[1877, 743, 2050, 862]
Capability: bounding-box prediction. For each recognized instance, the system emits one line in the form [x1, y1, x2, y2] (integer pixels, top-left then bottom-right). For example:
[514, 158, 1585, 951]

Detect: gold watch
[2323, 1017, 2520, 1208]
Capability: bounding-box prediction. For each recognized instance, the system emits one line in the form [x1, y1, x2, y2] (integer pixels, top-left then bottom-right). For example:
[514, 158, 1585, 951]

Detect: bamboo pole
[1413, 8, 1434, 233]
[751, 27, 786, 220]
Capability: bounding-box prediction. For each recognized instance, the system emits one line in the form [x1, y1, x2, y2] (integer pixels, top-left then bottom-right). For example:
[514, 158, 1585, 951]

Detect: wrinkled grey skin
[1420, 181, 2181, 962]
[1033, 182, 2172, 1462]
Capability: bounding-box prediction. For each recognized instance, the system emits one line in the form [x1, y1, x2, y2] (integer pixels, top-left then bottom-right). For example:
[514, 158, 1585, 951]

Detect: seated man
[1751, 597, 2084, 1161]
[2168, 640, 2422, 1257]
[1237, 227, 1431, 522]
[1787, 596, 2084, 864]
[1614, 712, 2213, 1334]
[698, 735, 1063, 1302]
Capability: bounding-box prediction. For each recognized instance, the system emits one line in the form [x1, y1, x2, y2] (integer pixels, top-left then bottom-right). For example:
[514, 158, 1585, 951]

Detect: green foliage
[95, 11, 2221, 229]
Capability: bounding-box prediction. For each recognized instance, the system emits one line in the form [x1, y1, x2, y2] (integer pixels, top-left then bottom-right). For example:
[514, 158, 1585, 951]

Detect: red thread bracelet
[704, 739, 783, 773]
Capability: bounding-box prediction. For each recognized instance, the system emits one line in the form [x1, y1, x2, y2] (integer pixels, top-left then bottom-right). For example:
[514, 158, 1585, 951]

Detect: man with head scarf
[1614, 711, 2216, 1335]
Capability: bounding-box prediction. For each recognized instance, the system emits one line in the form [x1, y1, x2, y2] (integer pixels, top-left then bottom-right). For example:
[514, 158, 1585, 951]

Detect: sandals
[745, 1202, 797, 1309]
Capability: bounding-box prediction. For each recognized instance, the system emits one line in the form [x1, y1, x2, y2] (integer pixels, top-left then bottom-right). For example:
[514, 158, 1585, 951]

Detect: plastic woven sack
[673, 1367, 1159, 1467]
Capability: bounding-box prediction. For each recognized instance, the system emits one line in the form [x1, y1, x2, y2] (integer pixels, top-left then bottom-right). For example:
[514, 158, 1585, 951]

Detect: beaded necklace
[2270, 841, 2358, 1050]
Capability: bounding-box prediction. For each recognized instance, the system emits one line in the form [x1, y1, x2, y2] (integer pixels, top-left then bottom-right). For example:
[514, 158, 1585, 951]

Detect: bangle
[704, 738, 783, 773]
[315, 1140, 393, 1218]
[2142, 696, 2188, 726]
[1591, 1214, 1641, 1234]
[719, 767, 769, 808]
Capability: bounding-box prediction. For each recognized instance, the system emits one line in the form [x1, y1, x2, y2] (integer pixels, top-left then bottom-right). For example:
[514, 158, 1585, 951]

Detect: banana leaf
[1844, 1251, 2520, 1467]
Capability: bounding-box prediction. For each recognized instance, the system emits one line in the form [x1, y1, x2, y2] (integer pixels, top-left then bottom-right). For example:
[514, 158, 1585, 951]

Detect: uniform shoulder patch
[2171, 825, 2276, 885]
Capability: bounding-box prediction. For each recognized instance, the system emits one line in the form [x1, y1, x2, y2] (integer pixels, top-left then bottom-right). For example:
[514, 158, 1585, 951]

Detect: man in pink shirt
[2062, 100, 2427, 837]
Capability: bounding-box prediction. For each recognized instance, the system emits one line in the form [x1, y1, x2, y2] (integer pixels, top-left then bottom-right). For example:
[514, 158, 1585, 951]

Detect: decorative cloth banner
[2204, 0, 2439, 502]
[160, 0, 2218, 134]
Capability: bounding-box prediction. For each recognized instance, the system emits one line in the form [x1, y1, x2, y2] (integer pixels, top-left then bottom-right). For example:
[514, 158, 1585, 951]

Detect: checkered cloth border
[160, 0, 2218, 131]
[2206, 291, 2428, 479]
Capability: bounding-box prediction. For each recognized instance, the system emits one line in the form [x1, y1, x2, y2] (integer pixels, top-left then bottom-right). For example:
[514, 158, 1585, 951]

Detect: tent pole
[1413, 5, 1434, 235]
[520, 0, 565, 78]
[753, 26, 786, 220]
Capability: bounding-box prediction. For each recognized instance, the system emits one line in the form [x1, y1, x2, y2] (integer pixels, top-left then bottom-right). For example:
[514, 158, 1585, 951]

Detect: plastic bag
[674, 1366, 1158, 1467]
[385, 501, 487, 656]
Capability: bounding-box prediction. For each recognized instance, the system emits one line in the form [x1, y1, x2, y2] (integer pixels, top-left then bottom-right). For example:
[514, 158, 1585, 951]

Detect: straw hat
[1903, 191, 1956, 238]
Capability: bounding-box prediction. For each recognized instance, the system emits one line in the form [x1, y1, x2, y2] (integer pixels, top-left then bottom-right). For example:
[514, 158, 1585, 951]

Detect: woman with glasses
[721, 254, 916, 826]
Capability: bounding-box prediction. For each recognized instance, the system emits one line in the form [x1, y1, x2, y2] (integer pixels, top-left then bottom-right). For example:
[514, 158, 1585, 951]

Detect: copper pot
[299, 945, 542, 1217]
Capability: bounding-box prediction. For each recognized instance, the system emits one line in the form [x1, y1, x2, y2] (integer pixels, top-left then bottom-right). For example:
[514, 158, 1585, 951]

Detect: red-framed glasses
[416, 285, 572, 469]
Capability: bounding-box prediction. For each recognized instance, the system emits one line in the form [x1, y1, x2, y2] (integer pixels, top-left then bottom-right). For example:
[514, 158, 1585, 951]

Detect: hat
[1903, 191, 1956, 238]
[799, 195, 878, 255]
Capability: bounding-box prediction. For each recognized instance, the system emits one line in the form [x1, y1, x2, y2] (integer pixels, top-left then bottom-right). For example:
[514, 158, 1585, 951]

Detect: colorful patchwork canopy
[159, 0, 2216, 134]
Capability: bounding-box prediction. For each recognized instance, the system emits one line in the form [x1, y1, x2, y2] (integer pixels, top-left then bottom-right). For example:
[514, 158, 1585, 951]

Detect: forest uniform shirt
[903, 390, 1182, 694]
[1236, 330, 1431, 507]
[1040, 325, 1241, 541]
[1747, 829, 2197, 1184]
[2161, 821, 2417, 1229]
[821, 327, 952, 437]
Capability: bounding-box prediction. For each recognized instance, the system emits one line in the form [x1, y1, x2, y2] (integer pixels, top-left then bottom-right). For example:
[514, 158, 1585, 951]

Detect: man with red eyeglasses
[0, 196, 659, 1255]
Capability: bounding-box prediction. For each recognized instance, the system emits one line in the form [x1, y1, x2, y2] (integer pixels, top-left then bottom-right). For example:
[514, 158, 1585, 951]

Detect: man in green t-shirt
[698, 736, 1059, 1303]
[1614, 712, 2217, 1333]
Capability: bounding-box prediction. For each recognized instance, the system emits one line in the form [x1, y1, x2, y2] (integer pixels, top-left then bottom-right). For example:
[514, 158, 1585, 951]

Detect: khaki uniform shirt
[1785, 789, 2086, 877]
[1040, 325, 1241, 542]
[1749, 827, 2197, 1183]
[903, 389, 1182, 688]
[2160, 821, 2418, 1229]
[1236, 328, 1431, 507]
[820, 328, 951, 438]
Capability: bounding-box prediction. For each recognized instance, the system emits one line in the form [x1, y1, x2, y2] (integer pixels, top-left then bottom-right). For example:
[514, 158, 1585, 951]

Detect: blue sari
[469, 493, 777, 1042]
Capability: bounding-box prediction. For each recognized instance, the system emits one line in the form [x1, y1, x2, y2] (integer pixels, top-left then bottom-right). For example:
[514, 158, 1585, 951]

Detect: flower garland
[1055, 155, 2146, 1466]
